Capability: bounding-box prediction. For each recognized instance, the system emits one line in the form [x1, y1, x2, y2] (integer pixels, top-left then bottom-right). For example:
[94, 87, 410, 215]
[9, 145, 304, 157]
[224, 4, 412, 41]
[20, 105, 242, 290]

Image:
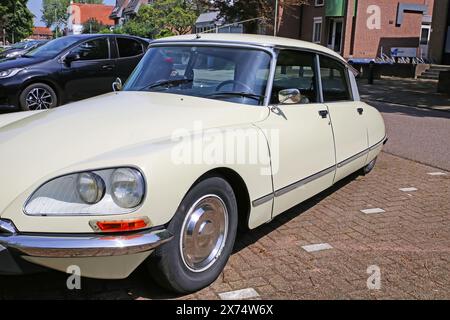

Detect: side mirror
[278, 88, 301, 104]
[64, 52, 80, 65]
[112, 77, 122, 92]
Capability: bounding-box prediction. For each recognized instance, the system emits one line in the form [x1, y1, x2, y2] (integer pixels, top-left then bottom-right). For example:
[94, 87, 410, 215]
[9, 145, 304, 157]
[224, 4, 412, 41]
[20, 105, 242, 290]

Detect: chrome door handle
[319, 110, 329, 118]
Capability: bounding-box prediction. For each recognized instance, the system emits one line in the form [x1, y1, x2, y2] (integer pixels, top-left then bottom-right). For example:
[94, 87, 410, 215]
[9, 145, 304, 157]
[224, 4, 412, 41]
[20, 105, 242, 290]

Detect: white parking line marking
[427, 172, 447, 176]
[399, 187, 418, 192]
[360, 208, 386, 214]
[219, 288, 260, 300]
[302, 243, 333, 253]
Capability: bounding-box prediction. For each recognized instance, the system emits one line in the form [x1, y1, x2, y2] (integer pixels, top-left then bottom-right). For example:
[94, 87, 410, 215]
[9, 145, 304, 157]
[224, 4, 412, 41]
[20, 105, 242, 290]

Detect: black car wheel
[148, 177, 238, 293]
[20, 83, 58, 111]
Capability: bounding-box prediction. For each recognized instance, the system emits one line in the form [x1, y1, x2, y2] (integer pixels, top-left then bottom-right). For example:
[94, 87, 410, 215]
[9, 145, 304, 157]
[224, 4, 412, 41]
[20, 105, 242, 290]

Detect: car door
[257, 50, 336, 217]
[319, 55, 369, 182]
[114, 36, 145, 82]
[62, 37, 116, 102]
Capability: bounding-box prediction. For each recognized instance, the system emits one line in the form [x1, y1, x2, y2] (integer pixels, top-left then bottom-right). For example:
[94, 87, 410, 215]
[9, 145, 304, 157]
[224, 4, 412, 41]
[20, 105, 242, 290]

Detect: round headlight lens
[111, 168, 145, 208]
[76, 172, 106, 204]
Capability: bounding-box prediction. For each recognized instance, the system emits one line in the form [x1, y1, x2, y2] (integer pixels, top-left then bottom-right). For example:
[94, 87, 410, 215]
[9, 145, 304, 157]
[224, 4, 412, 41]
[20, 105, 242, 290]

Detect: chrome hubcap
[26, 87, 53, 110]
[180, 195, 228, 272]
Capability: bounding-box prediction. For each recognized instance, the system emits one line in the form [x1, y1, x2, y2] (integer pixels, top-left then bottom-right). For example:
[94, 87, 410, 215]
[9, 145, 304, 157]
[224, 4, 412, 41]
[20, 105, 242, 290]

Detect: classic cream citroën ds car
[0, 34, 386, 293]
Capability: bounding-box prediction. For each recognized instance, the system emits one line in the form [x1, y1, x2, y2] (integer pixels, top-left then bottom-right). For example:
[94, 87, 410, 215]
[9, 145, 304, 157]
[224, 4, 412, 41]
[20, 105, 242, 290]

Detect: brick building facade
[277, 0, 435, 61]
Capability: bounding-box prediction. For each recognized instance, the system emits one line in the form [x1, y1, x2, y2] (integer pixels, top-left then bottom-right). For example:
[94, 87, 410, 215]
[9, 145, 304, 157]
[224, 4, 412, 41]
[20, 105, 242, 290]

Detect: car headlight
[5, 52, 20, 58]
[0, 68, 24, 79]
[111, 168, 145, 209]
[24, 167, 146, 216]
[76, 172, 106, 205]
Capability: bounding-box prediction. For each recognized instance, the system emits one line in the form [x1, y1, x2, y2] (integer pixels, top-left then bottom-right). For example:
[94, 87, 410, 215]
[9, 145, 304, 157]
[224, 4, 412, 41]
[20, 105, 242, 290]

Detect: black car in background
[0, 40, 48, 59]
[0, 34, 150, 111]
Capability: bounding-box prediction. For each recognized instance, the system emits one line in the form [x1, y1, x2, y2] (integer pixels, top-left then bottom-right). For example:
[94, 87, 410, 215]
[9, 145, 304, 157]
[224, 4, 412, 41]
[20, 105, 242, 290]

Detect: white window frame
[315, 0, 325, 6]
[313, 17, 323, 44]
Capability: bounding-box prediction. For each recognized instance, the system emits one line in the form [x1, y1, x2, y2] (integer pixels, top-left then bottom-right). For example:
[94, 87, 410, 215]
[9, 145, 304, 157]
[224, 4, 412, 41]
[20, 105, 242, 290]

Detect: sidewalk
[357, 77, 450, 111]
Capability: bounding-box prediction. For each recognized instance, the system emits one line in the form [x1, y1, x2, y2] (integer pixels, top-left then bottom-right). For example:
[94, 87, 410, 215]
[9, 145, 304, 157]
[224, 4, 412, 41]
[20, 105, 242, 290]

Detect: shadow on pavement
[368, 99, 450, 120]
[358, 77, 450, 114]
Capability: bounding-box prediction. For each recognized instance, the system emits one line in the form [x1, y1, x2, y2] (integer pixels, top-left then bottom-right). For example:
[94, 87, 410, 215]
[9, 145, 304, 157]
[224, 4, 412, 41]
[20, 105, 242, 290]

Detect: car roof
[62, 33, 150, 42]
[153, 33, 346, 62]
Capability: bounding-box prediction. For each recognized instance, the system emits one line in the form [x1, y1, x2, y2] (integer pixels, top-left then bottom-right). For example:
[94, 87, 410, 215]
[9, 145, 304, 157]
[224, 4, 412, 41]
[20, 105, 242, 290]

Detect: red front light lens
[94, 218, 149, 232]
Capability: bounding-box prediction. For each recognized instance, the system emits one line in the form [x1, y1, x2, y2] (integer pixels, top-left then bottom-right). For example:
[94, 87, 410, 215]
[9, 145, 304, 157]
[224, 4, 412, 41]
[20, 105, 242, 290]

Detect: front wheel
[148, 177, 238, 293]
[19, 83, 58, 111]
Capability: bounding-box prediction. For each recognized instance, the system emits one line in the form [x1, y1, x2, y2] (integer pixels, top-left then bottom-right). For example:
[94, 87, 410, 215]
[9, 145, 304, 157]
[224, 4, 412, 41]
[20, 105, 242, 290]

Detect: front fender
[2, 124, 274, 233]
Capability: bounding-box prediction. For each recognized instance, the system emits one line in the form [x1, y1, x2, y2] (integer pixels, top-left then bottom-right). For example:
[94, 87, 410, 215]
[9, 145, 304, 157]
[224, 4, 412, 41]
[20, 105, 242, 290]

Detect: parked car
[0, 34, 386, 293]
[0, 34, 150, 111]
[0, 40, 48, 60]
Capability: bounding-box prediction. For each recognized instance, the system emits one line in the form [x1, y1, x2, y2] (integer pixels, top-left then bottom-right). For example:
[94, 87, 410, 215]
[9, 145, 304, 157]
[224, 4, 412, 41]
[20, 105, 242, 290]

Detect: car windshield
[24, 37, 79, 58]
[11, 42, 27, 49]
[124, 45, 272, 106]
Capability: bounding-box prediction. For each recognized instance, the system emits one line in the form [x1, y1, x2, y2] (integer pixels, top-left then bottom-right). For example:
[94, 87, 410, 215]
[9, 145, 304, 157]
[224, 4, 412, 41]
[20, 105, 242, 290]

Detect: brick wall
[349, 0, 434, 59]
[297, 0, 435, 60]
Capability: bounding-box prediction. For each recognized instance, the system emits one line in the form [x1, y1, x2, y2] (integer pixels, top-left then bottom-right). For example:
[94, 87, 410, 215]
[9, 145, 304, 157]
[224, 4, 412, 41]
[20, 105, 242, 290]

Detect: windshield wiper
[207, 91, 265, 102]
[139, 78, 193, 91]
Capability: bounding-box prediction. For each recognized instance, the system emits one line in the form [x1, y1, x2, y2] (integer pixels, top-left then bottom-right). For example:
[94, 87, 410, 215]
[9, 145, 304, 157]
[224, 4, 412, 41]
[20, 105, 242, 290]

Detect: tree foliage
[0, 0, 34, 43]
[214, 0, 307, 33]
[82, 17, 108, 34]
[118, 0, 198, 39]
[41, 0, 103, 28]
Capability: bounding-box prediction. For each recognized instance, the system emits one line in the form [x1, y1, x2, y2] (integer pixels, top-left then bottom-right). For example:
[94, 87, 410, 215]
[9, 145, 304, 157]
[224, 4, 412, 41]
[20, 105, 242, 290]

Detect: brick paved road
[1, 152, 449, 300]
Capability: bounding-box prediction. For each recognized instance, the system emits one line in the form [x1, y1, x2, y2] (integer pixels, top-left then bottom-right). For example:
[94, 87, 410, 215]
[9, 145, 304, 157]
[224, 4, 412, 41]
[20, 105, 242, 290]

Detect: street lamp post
[54, 7, 58, 38]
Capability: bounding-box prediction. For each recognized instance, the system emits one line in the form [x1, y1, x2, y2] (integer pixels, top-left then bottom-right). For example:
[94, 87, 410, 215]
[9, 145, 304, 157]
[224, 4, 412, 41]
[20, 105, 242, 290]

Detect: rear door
[319, 55, 368, 182]
[114, 36, 145, 82]
[62, 37, 117, 101]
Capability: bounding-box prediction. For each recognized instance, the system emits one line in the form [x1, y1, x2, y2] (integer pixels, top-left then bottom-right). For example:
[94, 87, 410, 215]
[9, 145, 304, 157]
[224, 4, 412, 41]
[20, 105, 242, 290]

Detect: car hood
[0, 91, 269, 215]
[0, 56, 44, 70]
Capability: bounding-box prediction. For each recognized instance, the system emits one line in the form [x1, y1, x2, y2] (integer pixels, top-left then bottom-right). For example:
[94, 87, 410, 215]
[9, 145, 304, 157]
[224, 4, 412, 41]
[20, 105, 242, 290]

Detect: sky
[27, 0, 116, 27]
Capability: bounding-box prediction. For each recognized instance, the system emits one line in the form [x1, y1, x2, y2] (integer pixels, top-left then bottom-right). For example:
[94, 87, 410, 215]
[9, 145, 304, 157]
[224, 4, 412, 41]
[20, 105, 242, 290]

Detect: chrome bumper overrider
[0, 220, 173, 258]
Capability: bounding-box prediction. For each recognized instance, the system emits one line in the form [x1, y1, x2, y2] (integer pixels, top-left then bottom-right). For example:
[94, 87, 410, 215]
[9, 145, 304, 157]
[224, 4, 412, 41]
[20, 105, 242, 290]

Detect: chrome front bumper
[0, 219, 173, 259]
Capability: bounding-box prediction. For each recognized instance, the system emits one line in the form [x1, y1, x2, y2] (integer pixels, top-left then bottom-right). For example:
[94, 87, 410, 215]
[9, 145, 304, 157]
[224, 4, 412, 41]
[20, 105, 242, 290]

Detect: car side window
[117, 38, 144, 58]
[271, 50, 318, 104]
[319, 55, 352, 102]
[70, 38, 109, 61]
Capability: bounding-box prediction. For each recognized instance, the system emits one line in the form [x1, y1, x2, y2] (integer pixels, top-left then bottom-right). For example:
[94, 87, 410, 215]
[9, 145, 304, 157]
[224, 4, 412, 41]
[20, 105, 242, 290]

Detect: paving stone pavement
[1, 152, 449, 300]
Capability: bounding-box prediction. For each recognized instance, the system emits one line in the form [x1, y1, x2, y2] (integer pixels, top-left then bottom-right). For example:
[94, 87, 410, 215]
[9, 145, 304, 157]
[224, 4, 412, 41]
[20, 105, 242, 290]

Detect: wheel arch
[190, 167, 251, 230]
[20, 78, 64, 106]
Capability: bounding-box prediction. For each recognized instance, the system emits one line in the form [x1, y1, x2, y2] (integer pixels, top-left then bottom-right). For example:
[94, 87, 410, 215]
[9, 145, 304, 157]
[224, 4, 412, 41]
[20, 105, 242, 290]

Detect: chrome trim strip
[251, 135, 387, 207]
[274, 165, 335, 197]
[252, 193, 275, 207]
[338, 135, 387, 168]
[0, 228, 173, 258]
[369, 136, 388, 151]
[252, 165, 335, 207]
[337, 149, 369, 168]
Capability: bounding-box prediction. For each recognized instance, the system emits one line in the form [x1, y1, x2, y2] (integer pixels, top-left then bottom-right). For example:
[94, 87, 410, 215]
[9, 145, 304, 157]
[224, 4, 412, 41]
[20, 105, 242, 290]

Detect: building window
[315, 0, 324, 6]
[313, 17, 323, 44]
[420, 25, 431, 45]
